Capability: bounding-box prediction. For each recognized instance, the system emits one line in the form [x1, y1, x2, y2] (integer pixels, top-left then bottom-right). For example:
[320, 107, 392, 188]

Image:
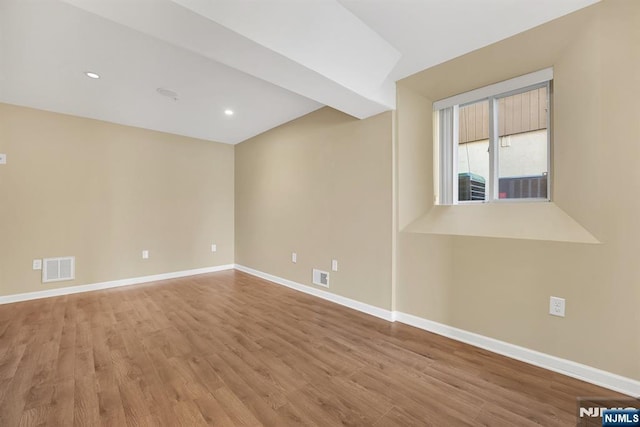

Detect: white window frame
[435, 68, 553, 205]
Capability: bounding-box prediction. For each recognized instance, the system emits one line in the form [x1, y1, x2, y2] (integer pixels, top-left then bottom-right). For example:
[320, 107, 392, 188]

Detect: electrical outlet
[142, 250, 149, 259]
[549, 296, 565, 317]
[291, 252, 297, 263]
[211, 244, 217, 252]
[32, 259, 42, 270]
[331, 259, 338, 271]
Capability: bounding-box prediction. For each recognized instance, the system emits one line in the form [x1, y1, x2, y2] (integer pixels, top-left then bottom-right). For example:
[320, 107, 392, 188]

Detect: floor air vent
[43, 256, 75, 283]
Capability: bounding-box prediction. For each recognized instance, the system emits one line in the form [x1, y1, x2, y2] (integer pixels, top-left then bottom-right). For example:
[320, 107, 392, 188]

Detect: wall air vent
[42, 256, 75, 283]
[312, 269, 330, 288]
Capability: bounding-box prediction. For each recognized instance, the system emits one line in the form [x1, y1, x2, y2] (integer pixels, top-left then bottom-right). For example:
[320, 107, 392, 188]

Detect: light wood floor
[0, 270, 624, 426]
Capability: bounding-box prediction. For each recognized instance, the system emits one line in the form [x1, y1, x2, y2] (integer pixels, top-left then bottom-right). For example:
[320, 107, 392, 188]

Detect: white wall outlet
[142, 250, 149, 259]
[211, 244, 217, 252]
[549, 296, 565, 317]
[32, 259, 42, 270]
[291, 252, 297, 263]
[331, 259, 338, 271]
[0, 154, 6, 164]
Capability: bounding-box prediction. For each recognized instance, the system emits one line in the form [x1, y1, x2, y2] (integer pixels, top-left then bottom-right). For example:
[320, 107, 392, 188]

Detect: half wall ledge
[403, 202, 600, 244]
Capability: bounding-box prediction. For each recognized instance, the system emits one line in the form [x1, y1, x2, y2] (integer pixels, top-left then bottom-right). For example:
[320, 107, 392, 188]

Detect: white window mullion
[438, 107, 456, 205]
[488, 97, 499, 202]
[546, 81, 552, 201]
[452, 105, 459, 204]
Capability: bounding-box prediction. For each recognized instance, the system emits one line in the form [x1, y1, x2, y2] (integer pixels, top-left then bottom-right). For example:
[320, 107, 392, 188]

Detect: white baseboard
[233, 264, 394, 321]
[234, 265, 639, 398]
[0, 264, 235, 305]
[393, 312, 640, 397]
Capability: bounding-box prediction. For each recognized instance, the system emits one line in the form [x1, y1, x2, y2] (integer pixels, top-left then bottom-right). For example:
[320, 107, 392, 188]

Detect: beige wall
[235, 107, 393, 310]
[394, 84, 455, 320]
[0, 104, 234, 297]
[396, 0, 640, 380]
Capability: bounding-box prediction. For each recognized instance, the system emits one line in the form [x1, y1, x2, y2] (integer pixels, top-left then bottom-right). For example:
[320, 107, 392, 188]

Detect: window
[434, 68, 552, 204]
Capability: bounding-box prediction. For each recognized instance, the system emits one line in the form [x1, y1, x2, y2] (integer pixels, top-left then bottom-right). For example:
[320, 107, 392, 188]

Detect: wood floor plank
[0, 344, 27, 381]
[212, 386, 264, 427]
[118, 378, 153, 426]
[173, 400, 209, 426]
[23, 383, 55, 411]
[0, 270, 629, 426]
[216, 349, 288, 409]
[0, 348, 39, 427]
[73, 375, 100, 426]
[45, 378, 74, 426]
[97, 386, 126, 427]
[193, 392, 238, 426]
[18, 405, 49, 427]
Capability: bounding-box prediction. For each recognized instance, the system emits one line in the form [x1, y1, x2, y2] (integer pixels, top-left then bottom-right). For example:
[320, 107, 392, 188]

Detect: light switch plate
[33, 259, 42, 270]
[0, 154, 6, 164]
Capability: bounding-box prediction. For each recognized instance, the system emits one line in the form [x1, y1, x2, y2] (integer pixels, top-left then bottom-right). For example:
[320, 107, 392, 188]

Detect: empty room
[1, 0, 639, 425]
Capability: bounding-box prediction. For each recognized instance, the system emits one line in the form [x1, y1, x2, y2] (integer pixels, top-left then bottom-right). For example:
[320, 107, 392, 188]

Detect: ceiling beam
[61, 0, 400, 118]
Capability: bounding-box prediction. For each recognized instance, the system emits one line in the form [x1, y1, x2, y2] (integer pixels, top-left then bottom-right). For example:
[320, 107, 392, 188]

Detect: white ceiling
[0, 0, 599, 144]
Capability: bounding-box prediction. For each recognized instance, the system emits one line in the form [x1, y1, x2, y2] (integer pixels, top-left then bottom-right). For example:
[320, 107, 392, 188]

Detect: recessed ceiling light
[85, 71, 100, 79]
[224, 109, 234, 116]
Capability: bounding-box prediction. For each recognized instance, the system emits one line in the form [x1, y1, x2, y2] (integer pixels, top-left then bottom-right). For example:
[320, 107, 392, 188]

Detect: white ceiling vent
[312, 269, 330, 288]
[42, 256, 75, 283]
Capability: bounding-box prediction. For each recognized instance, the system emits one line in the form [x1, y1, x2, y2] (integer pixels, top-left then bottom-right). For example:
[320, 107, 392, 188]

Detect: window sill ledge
[403, 202, 600, 244]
